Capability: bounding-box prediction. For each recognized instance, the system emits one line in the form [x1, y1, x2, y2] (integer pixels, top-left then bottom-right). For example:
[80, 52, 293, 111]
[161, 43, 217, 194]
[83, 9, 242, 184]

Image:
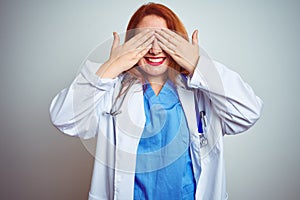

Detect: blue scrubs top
[134, 80, 196, 200]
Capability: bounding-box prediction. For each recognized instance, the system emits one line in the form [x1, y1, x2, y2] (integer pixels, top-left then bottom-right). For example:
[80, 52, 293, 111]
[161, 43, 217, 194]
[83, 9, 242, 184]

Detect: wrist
[96, 59, 123, 79]
[186, 56, 200, 75]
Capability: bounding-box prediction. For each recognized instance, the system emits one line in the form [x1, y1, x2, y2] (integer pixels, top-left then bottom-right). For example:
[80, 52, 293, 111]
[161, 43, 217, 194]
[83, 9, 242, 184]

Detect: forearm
[96, 59, 125, 79]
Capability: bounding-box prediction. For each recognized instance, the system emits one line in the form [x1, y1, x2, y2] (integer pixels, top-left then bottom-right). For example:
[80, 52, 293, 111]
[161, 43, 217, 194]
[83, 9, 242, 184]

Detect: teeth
[148, 58, 164, 63]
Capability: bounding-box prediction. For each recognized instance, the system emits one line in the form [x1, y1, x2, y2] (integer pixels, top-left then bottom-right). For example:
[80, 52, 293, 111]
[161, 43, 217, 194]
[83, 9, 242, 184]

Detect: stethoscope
[106, 75, 209, 148]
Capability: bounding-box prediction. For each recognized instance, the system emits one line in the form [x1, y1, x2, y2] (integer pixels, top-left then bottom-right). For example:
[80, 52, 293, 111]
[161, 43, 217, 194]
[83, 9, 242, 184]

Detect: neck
[146, 75, 167, 96]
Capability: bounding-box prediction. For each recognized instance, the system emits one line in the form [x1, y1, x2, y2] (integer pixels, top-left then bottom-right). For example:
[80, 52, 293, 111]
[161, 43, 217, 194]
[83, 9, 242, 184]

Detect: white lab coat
[50, 55, 263, 200]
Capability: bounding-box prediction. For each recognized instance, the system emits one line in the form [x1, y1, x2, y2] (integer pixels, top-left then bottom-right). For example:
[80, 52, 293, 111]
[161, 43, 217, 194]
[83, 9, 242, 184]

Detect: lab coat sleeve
[49, 60, 118, 139]
[187, 56, 263, 134]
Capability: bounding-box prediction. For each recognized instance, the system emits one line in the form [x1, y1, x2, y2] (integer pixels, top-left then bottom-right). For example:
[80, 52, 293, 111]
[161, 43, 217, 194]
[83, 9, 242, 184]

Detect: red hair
[123, 3, 189, 85]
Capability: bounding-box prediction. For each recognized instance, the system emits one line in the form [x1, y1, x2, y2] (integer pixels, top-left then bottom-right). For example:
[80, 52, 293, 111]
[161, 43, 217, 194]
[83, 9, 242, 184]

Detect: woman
[50, 3, 263, 200]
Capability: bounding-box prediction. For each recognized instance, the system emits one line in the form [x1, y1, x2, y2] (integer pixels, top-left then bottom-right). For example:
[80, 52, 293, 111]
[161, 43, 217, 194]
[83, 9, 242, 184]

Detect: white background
[0, 0, 299, 199]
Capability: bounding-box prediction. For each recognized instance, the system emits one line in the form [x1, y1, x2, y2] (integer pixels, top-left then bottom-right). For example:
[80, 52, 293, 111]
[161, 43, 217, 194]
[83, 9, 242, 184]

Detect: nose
[149, 38, 162, 55]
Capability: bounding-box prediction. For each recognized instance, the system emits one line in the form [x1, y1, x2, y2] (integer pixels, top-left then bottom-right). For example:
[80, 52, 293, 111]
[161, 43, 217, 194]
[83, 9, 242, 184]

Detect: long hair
[117, 3, 189, 98]
[123, 3, 189, 84]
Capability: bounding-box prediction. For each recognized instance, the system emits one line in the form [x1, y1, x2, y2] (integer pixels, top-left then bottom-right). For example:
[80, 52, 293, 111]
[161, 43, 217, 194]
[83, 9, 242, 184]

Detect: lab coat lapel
[113, 82, 145, 173]
[177, 86, 198, 138]
[177, 85, 203, 181]
[115, 82, 145, 140]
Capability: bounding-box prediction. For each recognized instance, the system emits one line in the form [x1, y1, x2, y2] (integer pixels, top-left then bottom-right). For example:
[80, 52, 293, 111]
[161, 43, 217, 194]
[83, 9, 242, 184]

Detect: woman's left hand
[155, 29, 199, 74]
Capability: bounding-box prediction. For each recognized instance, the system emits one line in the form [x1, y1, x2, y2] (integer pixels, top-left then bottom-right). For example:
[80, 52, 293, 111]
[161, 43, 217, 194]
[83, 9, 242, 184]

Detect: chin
[138, 58, 169, 78]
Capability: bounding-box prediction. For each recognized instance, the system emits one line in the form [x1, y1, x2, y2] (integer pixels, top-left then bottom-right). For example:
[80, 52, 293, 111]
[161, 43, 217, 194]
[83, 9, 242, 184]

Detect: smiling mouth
[144, 57, 166, 66]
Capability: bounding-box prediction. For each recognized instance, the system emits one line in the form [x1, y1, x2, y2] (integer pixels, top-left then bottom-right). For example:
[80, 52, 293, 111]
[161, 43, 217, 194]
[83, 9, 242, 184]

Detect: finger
[192, 30, 198, 45]
[156, 28, 185, 43]
[136, 30, 155, 47]
[137, 35, 155, 50]
[125, 34, 154, 55]
[155, 29, 178, 46]
[112, 32, 120, 49]
[155, 32, 176, 50]
[136, 44, 152, 59]
[157, 40, 175, 56]
[125, 29, 147, 46]
[128, 29, 153, 47]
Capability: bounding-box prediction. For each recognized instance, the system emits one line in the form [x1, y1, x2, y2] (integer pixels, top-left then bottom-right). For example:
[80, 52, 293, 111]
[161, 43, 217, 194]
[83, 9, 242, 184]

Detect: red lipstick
[144, 57, 166, 66]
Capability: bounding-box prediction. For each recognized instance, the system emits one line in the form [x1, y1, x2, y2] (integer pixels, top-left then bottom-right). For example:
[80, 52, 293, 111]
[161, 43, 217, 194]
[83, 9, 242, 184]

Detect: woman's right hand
[96, 29, 155, 78]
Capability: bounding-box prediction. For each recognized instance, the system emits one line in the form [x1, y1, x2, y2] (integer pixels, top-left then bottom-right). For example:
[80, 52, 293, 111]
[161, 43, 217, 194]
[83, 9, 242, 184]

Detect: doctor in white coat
[50, 3, 263, 200]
